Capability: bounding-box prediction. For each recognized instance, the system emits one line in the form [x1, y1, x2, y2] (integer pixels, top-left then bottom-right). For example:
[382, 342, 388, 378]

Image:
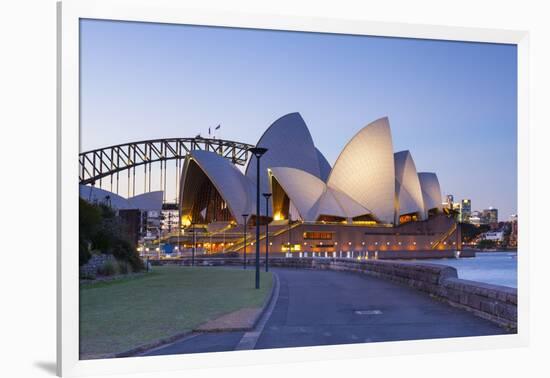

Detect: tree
[79, 199, 144, 271]
[79, 198, 102, 265]
[477, 239, 496, 249]
[461, 223, 489, 243]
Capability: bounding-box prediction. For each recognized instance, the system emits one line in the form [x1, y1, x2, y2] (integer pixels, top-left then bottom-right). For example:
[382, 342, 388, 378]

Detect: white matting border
[58, 0, 529, 376]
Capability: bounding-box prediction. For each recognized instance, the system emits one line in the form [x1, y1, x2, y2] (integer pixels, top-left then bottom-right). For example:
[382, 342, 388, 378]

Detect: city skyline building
[460, 199, 472, 223]
[482, 207, 499, 226]
[469, 211, 482, 226]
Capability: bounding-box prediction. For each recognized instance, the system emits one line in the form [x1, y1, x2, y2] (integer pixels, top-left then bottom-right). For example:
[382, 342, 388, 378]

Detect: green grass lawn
[79, 266, 273, 358]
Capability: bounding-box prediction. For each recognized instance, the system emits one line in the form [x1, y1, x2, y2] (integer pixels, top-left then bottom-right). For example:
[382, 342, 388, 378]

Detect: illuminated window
[281, 244, 302, 252]
[352, 214, 378, 224]
[316, 215, 346, 223]
[303, 232, 333, 240]
[399, 213, 418, 224]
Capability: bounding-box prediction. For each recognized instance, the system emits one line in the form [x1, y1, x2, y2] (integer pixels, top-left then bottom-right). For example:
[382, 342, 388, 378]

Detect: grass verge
[79, 266, 272, 358]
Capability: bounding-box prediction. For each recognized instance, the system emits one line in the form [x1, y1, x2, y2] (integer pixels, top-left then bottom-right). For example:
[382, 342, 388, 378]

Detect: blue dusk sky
[80, 19, 517, 220]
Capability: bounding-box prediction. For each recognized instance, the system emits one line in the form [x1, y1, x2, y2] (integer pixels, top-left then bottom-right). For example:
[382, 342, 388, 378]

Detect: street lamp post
[191, 223, 196, 267]
[248, 147, 268, 289]
[242, 214, 249, 269]
[288, 214, 292, 254]
[262, 193, 272, 272]
[177, 201, 181, 257]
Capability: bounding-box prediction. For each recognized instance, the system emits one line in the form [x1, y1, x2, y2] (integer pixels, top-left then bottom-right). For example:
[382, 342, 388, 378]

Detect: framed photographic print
[58, 0, 529, 376]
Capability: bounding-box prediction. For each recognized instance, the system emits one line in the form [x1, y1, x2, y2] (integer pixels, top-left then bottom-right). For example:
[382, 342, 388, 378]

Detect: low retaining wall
[80, 254, 117, 279]
[375, 249, 475, 259]
[151, 257, 517, 329]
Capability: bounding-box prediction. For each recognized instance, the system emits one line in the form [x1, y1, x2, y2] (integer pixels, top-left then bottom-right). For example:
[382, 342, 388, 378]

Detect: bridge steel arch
[79, 137, 254, 202]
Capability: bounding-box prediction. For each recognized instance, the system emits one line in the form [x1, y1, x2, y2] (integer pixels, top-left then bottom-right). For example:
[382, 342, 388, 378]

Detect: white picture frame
[57, 0, 529, 376]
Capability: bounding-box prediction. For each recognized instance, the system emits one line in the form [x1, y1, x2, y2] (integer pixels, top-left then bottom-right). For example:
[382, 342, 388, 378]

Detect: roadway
[142, 268, 509, 356]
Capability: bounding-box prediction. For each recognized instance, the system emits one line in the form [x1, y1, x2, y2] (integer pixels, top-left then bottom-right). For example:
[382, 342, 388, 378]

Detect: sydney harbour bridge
[79, 137, 253, 207]
[79, 137, 256, 255]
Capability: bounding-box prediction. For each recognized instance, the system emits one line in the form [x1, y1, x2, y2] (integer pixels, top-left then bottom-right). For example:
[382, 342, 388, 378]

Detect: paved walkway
[143, 268, 509, 356]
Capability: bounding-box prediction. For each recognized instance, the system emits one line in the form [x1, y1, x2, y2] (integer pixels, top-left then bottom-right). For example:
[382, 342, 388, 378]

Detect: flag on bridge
[215, 124, 221, 130]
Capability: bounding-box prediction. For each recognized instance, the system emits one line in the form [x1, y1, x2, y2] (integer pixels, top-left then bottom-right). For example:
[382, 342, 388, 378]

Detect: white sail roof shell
[181, 150, 254, 224]
[327, 117, 395, 224]
[268, 167, 326, 221]
[246, 113, 323, 215]
[418, 172, 443, 217]
[394, 150, 425, 222]
[324, 187, 371, 219]
[269, 167, 369, 222]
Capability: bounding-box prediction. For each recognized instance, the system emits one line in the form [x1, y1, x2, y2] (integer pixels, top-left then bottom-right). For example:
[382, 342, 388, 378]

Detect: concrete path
[142, 268, 508, 356]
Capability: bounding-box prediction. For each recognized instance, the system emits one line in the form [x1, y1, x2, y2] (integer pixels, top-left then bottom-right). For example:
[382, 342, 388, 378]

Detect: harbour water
[419, 251, 517, 288]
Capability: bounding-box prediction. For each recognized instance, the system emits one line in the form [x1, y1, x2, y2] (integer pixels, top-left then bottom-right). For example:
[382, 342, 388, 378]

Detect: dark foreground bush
[97, 260, 117, 276]
[117, 260, 130, 274]
[112, 239, 144, 272]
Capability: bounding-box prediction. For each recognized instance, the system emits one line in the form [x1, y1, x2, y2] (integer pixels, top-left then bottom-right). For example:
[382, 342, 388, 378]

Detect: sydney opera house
[177, 113, 462, 259]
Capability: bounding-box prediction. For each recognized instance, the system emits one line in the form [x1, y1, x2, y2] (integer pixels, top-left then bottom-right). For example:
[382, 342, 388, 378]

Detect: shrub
[97, 260, 117, 276]
[112, 239, 144, 272]
[117, 260, 129, 275]
[461, 223, 489, 243]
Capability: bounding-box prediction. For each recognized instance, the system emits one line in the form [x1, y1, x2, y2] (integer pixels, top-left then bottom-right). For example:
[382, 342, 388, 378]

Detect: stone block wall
[438, 278, 517, 328]
[79, 254, 116, 278]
